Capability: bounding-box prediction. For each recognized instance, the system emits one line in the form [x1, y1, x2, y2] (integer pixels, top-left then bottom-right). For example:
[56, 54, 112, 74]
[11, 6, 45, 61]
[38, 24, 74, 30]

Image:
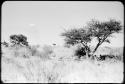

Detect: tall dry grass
[1, 44, 124, 83]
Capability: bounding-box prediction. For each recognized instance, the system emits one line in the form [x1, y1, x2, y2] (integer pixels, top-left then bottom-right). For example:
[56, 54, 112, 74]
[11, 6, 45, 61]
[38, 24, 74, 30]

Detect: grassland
[1, 44, 124, 83]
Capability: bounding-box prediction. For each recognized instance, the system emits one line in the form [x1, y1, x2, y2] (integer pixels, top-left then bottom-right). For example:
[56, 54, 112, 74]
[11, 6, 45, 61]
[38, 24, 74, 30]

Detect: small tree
[61, 28, 92, 58]
[10, 34, 29, 47]
[1, 41, 9, 47]
[87, 19, 122, 54]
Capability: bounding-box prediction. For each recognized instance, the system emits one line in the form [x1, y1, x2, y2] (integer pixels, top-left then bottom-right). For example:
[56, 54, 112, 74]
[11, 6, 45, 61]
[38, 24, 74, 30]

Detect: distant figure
[52, 43, 56, 46]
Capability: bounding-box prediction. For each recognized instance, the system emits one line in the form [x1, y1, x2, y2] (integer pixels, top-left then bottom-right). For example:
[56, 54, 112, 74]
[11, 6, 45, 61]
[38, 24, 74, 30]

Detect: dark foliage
[10, 34, 29, 47]
[75, 47, 91, 59]
[1, 41, 9, 47]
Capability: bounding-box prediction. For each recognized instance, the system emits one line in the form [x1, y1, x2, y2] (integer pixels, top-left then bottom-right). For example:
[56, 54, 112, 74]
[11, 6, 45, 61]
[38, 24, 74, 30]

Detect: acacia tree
[61, 19, 122, 59]
[10, 34, 29, 47]
[61, 28, 92, 58]
[87, 19, 122, 54]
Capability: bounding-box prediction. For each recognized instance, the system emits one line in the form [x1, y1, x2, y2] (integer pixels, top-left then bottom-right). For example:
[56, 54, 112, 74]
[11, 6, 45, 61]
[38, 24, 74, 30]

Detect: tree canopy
[10, 34, 29, 47]
[61, 28, 92, 46]
[87, 19, 122, 53]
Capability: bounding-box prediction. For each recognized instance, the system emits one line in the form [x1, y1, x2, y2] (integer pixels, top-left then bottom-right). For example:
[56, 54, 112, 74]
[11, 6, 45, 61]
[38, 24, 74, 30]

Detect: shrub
[1, 41, 9, 47]
[29, 46, 40, 56]
[37, 45, 53, 59]
[115, 55, 123, 61]
[42, 45, 53, 55]
[75, 47, 86, 59]
[15, 47, 31, 58]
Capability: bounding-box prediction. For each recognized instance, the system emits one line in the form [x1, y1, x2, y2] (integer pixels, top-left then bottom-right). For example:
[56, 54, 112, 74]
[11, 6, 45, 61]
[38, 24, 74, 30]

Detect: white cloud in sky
[29, 24, 36, 27]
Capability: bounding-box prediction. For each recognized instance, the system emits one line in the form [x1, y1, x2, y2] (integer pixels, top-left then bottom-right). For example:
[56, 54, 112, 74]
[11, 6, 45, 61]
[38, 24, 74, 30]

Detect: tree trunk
[93, 42, 100, 54]
[86, 51, 89, 59]
[80, 42, 89, 59]
[93, 36, 108, 54]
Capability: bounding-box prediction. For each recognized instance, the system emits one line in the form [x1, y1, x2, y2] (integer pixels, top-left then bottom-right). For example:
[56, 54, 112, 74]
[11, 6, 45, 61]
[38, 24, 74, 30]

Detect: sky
[2, 1, 124, 47]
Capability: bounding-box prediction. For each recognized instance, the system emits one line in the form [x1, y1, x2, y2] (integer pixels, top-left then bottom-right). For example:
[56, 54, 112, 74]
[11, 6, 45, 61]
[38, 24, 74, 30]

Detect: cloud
[29, 24, 35, 27]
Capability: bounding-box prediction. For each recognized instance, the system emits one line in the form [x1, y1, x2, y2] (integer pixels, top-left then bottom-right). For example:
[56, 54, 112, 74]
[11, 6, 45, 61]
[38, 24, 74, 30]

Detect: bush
[95, 54, 123, 62]
[8, 46, 31, 58]
[114, 55, 123, 61]
[75, 47, 86, 59]
[37, 45, 53, 59]
[29, 46, 40, 56]
[42, 45, 53, 55]
[1, 41, 9, 47]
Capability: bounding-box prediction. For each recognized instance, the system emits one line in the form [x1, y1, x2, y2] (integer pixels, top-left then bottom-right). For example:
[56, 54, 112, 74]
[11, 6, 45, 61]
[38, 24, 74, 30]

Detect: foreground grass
[1, 45, 124, 83]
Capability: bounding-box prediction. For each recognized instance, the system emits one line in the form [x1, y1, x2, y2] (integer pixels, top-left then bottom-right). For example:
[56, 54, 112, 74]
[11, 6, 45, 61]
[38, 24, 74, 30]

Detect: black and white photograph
[1, 1, 124, 83]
